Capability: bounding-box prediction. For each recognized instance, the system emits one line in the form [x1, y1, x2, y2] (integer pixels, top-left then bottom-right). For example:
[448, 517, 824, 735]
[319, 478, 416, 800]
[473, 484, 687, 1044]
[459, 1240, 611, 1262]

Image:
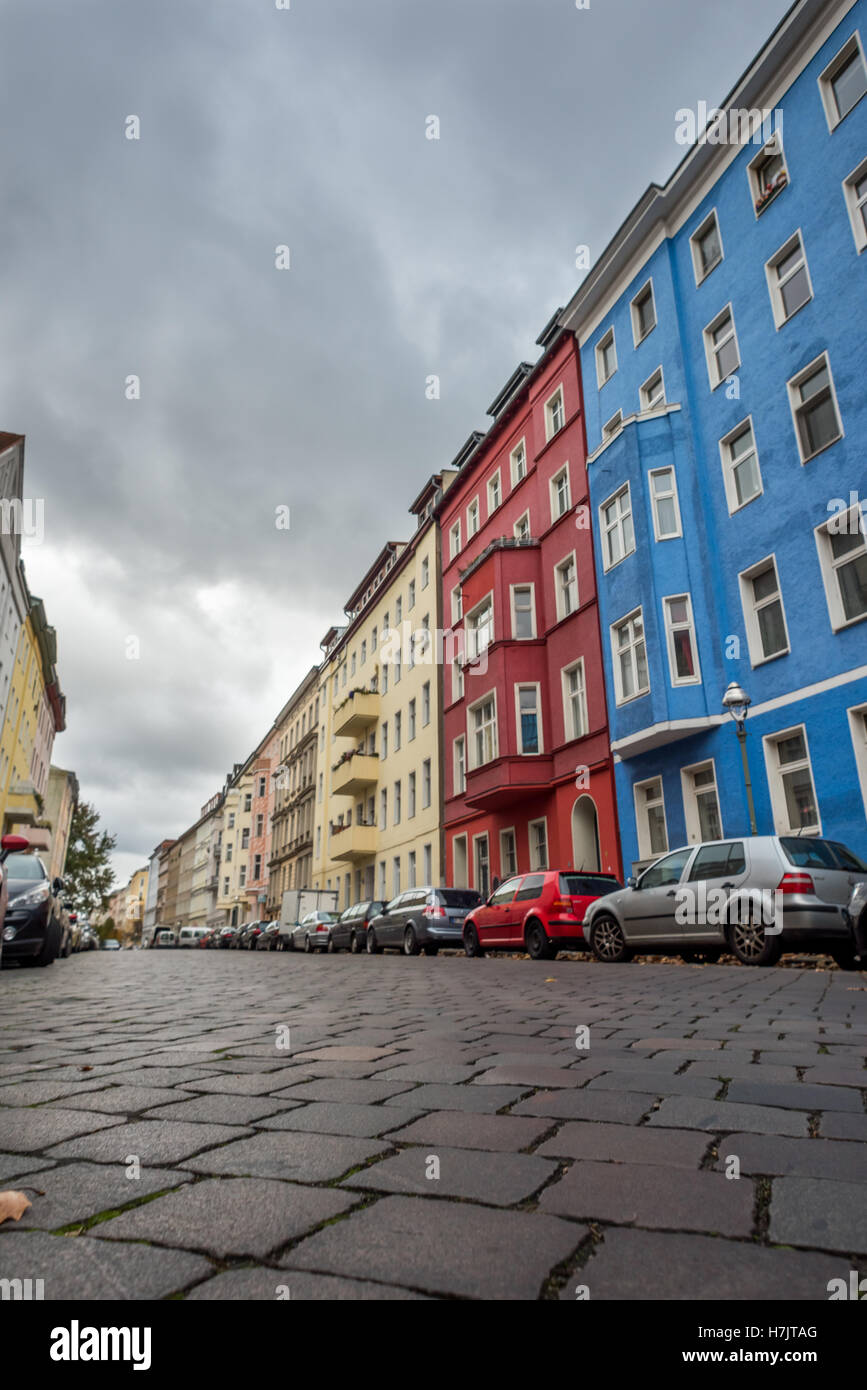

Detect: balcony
[332, 751, 379, 797]
[333, 689, 379, 738]
[464, 754, 554, 810]
[330, 821, 377, 862]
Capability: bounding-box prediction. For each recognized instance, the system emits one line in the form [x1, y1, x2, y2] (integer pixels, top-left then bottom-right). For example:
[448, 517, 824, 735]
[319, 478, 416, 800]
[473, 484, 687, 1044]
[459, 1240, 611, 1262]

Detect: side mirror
[627, 876, 637, 889]
[0, 833, 30, 861]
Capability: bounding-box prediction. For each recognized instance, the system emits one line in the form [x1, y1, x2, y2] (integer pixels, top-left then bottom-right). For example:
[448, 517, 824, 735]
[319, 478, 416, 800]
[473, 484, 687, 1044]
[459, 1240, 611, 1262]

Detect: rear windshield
[5, 854, 46, 881]
[434, 889, 482, 908]
[560, 873, 622, 896]
[781, 838, 867, 871]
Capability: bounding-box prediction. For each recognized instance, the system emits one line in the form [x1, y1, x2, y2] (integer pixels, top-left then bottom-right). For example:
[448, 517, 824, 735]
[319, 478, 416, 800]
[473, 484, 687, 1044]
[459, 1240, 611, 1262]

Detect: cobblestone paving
[0, 950, 865, 1300]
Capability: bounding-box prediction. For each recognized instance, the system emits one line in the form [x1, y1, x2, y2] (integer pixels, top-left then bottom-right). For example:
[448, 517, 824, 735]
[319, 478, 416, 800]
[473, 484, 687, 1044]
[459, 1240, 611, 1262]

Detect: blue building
[561, 0, 867, 873]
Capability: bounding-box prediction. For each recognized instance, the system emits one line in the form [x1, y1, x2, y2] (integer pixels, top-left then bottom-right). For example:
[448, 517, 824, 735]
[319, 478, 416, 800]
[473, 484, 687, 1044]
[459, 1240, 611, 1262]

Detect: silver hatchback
[583, 835, 867, 968]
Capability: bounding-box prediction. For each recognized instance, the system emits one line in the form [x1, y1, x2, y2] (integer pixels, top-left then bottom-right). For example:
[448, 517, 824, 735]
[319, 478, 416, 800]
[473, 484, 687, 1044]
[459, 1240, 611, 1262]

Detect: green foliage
[63, 800, 117, 916]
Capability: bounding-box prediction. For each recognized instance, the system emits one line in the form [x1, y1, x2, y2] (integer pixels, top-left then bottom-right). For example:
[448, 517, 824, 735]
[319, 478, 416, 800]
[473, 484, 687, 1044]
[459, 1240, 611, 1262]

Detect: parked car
[462, 870, 623, 961]
[198, 929, 218, 948]
[218, 926, 237, 949]
[366, 887, 483, 956]
[844, 879, 867, 968]
[102, 938, 121, 951]
[1, 846, 67, 968]
[331, 900, 387, 953]
[290, 909, 341, 953]
[256, 921, 282, 950]
[178, 926, 211, 948]
[154, 928, 177, 948]
[80, 927, 99, 951]
[65, 910, 83, 953]
[0, 834, 27, 968]
[582, 835, 867, 968]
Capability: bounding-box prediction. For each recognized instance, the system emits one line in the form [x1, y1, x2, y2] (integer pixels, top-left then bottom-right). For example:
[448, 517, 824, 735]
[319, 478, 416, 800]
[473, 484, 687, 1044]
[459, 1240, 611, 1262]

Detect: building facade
[216, 765, 254, 927]
[438, 327, 622, 895]
[0, 583, 66, 835]
[266, 667, 320, 918]
[561, 0, 867, 870]
[44, 765, 79, 883]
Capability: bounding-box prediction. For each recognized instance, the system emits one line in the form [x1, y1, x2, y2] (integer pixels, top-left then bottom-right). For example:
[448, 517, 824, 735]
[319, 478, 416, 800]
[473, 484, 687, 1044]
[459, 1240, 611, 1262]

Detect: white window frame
[465, 591, 494, 661]
[473, 832, 491, 895]
[762, 724, 822, 836]
[510, 437, 527, 487]
[611, 607, 650, 706]
[719, 416, 763, 514]
[549, 465, 571, 522]
[843, 157, 867, 253]
[561, 659, 588, 741]
[453, 735, 466, 796]
[515, 682, 543, 755]
[738, 554, 791, 667]
[499, 827, 518, 879]
[595, 328, 617, 387]
[528, 817, 549, 871]
[765, 230, 813, 329]
[690, 209, 724, 285]
[603, 410, 623, 439]
[680, 759, 723, 845]
[702, 303, 740, 389]
[466, 497, 480, 539]
[846, 702, 867, 820]
[648, 466, 682, 541]
[513, 509, 531, 542]
[634, 775, 668, 861]
[747, 132, 789, 217]
[787, 352, 844, 464]
[467, 688, 498, 770]
[451, 586, 462, 624]
[554, 552, 578, 620]
[599, 483, 635, 571]
[449, 520, 461, 559]
[662, 593, 702, 687]
[510, 582, 537, 640]
[487, 469, 502, 515]
[630, 278, 657, 346]
[453, 833, 468, 888]
[814, 505, 867, 632]
[818, 31, 867, 131]
[639, 366, 666, 411]
[545, 384, 566, 440]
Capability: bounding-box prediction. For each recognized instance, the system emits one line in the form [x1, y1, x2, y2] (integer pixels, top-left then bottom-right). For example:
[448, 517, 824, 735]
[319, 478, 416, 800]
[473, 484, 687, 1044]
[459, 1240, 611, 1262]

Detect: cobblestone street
[1, 951, 865, 1301]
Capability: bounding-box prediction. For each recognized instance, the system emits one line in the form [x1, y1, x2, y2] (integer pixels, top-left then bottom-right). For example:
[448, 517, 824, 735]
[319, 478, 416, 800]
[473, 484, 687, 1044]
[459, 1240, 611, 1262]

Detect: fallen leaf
[544, 977, 557, 983]
[0, 1191, 32, 1224]
[79, 1065, 93, 1072]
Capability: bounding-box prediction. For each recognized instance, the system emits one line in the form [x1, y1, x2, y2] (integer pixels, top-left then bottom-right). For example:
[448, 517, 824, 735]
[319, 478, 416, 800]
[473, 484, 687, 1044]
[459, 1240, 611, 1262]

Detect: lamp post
[722, 681, 757, 836]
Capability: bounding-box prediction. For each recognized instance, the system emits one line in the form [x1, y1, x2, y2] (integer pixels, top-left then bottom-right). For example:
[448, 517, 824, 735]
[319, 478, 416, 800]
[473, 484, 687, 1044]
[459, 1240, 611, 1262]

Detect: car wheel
[366, 929, 380, 955]
[589, 914, 633, 964]
[463, 923, 484, 958]
[726, 913, 783, 967]
[525, 919, 555, 962]
[403, 926, 420, 956]
[33, 933, 56, 967]
[303, 935, 313, 954]
[327, 937, 337, 954]
[680, 947, 723, 964]
[349, 932, 360, 954]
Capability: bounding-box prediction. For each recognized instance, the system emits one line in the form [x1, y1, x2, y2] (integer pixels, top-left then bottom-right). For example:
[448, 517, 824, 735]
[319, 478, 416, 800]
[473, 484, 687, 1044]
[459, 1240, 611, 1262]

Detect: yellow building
[313, 473, 455, 911]
[216, 767, 254, 926]
[0, 583, 65, 835]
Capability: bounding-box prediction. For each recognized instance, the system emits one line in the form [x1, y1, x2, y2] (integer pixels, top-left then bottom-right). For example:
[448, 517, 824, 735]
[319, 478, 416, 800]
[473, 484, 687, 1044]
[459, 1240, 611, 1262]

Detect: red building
[437, 318, 621, 895]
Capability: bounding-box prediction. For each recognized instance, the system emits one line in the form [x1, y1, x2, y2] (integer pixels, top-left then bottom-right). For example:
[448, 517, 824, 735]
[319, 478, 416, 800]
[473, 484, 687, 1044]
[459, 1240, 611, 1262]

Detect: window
[423, 844, 432, 883]
[449, 521, 461, 559]
[603, 410, 623, 439]
[360, 640, 366, 665]
[703, 305, 740, 388]
[766, 232, 812, 327]
[453, 834, 468, 887]
[747, 133, 788, 215]
[500, 828, 517, 878]
[350, 652, 356, 677]
[596, 329, 617, 387]
[395, 596, 402, 626]
[688, 841, 745, 881]
[788, 355, 843, 463]
[228, 813, 235, 830]
[255, 813, 264, 837]
[528, 819, 548, 871]
[612, 609, 649, 704]
[467, 597, 493, 660]
[550, 466, 571, 520]
[555, 554, 578, 619]
[815, 506, 867, 629]
[394, 711, 402, 751]
[640, 367, 665, 410]
[253, 853, 262, 880]
[258, 776, 266, 797]
[466, 498, 481, 538]
[510, 438, 527, 486]
[649, 467, 681, 540]
[516, 684, 542, 754]
[394, 648, 401, 684]
[681, 762, 722, 843]
[663, 595, 700, 685]
[690, 209, 723, 283]
[545, 386, 565, 439]
[848, 704, 867, 817]
[819, 33, 867, 129]
[379, 788, 388, 830]
[420, 556, 429, 589]
[408, 580, 415, 610]
[422, 758, 432, 809]
[408, 770, 417, 817]
[635, 776, 668, 859]
[843, 159, 867, 252]
[764, 727, 820, 834]
[487, 471, 501, 514]
[513, 510, 530, 542]
[407, 850, 417, 889]
[474, 835, 490, 897]
[422, 681, 430, 726]
[739, 556, 789, 664]
[470, 694, 498, 768]
[381, 663, 388, 693]
[453, 736, 466, 796]
[451, 587, 462, 623]
[225, 843, 233, 863]
[720, 418, 762, 512]
[239, 865, 247, 887]
[630, 280, 656, 345]
[408, 698, 416, 740]
[600, 485, 635, 570]
[394, 780, 401, 825]
[562, 660, 587, 740]
[371, 625, 377, 651]
[381, 720, 388, 760]
[640, 846, 692, 888]
[393, 858, 401, 897]
[511, 584, 536, 639]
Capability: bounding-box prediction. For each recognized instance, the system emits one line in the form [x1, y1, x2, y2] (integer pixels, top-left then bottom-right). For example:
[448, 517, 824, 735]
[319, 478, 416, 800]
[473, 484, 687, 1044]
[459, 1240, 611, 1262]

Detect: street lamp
[722, 681, 757, 836]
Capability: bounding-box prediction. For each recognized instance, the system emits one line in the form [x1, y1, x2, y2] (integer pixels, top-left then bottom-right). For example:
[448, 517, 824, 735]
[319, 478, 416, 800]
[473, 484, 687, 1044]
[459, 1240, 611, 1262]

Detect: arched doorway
[571, 795, 600, 871]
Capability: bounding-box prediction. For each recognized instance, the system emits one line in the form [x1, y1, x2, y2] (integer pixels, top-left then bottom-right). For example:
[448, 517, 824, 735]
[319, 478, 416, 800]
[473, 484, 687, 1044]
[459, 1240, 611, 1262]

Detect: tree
[63, 801, 117, 917]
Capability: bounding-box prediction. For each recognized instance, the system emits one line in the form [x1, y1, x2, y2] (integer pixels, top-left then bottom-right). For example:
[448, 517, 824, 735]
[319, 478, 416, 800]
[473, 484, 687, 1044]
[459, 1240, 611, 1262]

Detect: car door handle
[666, 890, 676, 896]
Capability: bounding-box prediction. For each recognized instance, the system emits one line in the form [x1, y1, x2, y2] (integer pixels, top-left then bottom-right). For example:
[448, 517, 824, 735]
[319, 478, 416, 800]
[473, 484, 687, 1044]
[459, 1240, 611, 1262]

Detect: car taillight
[424, 905, 447, 918]
[316, 924, 327, 931]
[777, 872, 815, 895]
[551, 898, 573, 914]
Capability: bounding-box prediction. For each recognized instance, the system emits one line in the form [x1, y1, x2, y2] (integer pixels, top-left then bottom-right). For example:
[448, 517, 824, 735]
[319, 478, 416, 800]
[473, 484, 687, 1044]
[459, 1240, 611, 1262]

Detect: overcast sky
[1, 0, 792, 887]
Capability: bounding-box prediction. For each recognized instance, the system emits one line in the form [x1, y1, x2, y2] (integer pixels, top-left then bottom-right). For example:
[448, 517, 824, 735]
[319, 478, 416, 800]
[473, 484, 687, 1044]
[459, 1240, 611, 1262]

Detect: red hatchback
[462, 870, 623, 961]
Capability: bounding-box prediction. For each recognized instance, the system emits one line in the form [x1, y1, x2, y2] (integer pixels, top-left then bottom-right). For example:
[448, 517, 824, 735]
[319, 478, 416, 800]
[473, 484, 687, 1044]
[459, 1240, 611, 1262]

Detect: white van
[155, 929, 177, 948]
[177, 927, 209, 948]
